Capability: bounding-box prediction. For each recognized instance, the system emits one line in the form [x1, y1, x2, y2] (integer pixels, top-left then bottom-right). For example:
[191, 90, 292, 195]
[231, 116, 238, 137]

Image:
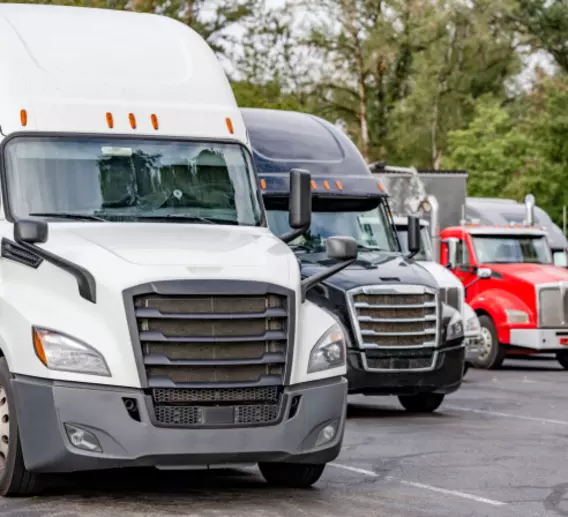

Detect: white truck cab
[0, 4, 357, 495]
[394, 216, 482, 371]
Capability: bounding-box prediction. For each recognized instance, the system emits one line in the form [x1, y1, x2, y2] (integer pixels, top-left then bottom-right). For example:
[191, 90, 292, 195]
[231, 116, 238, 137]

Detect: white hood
[417, 260, 463, 289]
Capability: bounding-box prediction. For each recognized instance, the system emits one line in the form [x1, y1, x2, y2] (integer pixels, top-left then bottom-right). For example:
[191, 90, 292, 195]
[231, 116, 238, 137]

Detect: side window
[456, 240, 470, 266]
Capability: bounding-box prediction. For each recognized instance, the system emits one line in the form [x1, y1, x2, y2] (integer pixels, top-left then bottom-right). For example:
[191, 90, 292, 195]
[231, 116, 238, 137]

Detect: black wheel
[556, 351, 568, 369]
[0, 358, 42, 497]
[463, 362, 470, 376]
[476, 315, 506, 369]
[398, 393, 445, 413]
[259, 462, 326, 488]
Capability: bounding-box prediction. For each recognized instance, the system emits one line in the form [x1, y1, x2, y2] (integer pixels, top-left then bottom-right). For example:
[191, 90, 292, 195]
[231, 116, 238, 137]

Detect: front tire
[463, 362, 470, 376]
[398, 393, 445, 413]
[476, 315, 505, 369]
[0, 358, 42, 497]
[259, 462, 325, 488]
[556, 351, 568, 369]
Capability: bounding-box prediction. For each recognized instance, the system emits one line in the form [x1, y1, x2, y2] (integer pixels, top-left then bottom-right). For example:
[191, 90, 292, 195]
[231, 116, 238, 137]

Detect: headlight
[308, 323, 346, 373]
[446, 312, 464, 341]
[33, 328, 111, 376]
[505, 309, 529, 324]
[464, 315, 479, 334]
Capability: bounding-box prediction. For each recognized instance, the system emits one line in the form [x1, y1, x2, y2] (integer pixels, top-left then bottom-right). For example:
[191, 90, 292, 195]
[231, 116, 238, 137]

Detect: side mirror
[477, 267, 492, 279]
[280, 169, 312, 244]
[446, 237, 458, 270]
[326, 236, 357, 261]
[14, 219, 48, 245]
[301, 236, 358, 301]
[407, 215, 421, 258]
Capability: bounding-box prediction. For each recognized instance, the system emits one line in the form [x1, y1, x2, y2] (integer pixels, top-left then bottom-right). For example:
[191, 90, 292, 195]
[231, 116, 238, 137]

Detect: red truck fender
[468, 288, 534, 345]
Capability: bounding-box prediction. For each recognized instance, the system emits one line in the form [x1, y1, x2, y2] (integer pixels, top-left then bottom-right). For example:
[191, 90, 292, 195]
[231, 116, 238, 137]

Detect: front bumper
[465, 335, 483, 363]
[346, 344, 465, 396]
[12, 376, 347, 473]
[509, 328, 568, 351]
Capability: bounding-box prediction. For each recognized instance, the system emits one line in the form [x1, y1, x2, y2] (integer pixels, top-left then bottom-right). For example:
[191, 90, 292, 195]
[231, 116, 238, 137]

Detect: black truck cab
[241, 108, 465, 413]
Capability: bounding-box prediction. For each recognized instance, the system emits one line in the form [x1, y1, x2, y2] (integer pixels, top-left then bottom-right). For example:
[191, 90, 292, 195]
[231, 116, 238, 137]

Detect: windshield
[4, 136, 262, 225]
[267, 203, 398, 253]
[472, 235, 552, 264]
[396, 225, 432, 261]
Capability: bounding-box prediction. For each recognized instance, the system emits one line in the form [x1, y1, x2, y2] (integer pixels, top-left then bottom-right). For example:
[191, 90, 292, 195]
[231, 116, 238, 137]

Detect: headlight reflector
[33, 328, 111, 376]
[446, 312, 464, 341]
[505, 309, 529, 324]
[308, 323, 346, 373]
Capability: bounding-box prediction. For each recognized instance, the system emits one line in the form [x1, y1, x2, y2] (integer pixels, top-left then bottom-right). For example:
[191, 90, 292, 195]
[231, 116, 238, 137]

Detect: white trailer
[0, 4, 357, 495]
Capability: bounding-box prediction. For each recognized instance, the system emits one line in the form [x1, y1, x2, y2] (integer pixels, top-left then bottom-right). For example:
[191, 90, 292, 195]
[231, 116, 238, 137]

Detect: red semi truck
[372, 165, 568, 370]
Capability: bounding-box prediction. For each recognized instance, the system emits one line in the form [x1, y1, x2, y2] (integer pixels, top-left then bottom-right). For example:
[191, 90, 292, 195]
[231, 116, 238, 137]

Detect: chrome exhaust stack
[524, 194, 535, 226]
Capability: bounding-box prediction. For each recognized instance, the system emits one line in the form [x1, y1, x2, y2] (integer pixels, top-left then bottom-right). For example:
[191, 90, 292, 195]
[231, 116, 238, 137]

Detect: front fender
[469, 288, 533, 344]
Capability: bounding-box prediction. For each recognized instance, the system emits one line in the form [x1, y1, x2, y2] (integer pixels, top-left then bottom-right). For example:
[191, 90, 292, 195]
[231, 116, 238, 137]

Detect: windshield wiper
[29, 212, 105, 221]
[131, 215, 240, 225]
[357, 244, 381, 251]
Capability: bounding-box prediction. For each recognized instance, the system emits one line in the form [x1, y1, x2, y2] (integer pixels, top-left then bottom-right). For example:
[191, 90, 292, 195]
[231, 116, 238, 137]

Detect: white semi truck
[0, 4, 358, 496]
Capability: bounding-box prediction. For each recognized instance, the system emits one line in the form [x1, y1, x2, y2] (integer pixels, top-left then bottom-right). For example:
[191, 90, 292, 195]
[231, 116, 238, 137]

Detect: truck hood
[417, 260, 463, 289]
[37, 223, 296, 291]
[488, 263, 568, 285]
[298, 251, 438, 292]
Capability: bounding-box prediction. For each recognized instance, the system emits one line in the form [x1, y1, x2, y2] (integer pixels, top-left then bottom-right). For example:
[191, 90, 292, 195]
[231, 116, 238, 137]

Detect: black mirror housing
[326, 236, 357, 261]
[289, 168, 311, 229]
[14, 219, 48, 245]
[406, 215, 421, 257]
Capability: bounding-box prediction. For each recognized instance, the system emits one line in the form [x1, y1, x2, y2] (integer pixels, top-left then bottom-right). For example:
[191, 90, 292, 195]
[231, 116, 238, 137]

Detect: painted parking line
[446, 405, 568, 426]
[329, 463, 506, 507]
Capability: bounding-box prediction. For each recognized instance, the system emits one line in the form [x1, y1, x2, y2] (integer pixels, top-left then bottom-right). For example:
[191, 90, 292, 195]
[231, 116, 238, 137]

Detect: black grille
[1, 239, 43, 269]
[365, 348, 436, 370]
[132, 286, 289, 428]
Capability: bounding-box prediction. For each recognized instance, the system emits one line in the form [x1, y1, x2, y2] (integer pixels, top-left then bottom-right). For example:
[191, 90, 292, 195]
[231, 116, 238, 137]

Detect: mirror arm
[301, 259, 356, 302]
[279, 225, 308, 244]
[406, 250, 418, 259]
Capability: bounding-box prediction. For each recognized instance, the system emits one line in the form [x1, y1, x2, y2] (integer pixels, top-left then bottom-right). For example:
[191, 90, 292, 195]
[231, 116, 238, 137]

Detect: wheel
[259, 462, 326, 488]
[463, 362, 470, 376]
[0, 358, 42, 497]
[398, 393, 445, 413]
[476, 315, 505, 369]
[556, 351, 568, 369]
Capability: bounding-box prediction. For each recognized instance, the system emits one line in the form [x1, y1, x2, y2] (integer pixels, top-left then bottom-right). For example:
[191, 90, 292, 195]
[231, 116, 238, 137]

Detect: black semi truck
[241, 108, 465, 413]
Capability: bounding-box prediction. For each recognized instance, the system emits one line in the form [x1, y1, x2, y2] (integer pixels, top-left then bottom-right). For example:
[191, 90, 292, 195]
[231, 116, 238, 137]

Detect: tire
[0, 358, 42, 497]
[476, 315, 505, 370]
[556, 351, 568, 369]
[398, 393, 445, 413]
[463, 362, 470, 377]
[259, 462, 326, 488]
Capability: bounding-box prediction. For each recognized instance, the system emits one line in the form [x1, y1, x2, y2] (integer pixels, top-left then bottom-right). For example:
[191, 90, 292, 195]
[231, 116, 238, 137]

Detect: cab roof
[0, 4, 245, 141]
[241, 108, 386, 198]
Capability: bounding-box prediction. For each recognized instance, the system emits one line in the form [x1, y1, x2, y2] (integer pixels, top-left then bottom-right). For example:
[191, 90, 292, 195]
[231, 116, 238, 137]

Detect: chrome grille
[538, 283, 568, 328]
[348, 285, 439, 372]
[130, 283, 289, 428]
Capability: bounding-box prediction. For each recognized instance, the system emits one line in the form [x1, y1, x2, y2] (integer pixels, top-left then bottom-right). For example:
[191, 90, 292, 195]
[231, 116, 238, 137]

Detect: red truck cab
[440, 223, 568, 369]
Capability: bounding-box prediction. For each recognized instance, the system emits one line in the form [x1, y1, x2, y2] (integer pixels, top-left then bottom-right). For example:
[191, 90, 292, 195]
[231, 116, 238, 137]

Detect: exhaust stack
[524, 194, 535, 226]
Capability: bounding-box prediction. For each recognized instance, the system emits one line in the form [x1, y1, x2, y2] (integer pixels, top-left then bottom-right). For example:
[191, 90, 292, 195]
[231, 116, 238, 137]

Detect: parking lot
[1, 358, 566, 517]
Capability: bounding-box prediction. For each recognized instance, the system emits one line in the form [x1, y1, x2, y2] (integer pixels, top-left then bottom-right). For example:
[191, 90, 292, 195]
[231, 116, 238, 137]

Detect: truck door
[447, 233, 478, 293]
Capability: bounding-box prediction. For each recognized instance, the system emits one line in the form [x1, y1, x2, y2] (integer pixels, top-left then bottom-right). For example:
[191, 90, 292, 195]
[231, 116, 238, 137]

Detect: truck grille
[538, 283, 568, 327]
[439, 286, 461, 312]
[128, 282, 291, 427]
[347, 285, 439, 371]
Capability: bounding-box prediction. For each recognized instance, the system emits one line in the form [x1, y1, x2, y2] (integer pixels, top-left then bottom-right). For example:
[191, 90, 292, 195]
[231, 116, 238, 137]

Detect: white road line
[329, 463, 506, 506]
[446, 405, 568, 426]
[329, 462, 378, 477]
[400, 480, 506, 506]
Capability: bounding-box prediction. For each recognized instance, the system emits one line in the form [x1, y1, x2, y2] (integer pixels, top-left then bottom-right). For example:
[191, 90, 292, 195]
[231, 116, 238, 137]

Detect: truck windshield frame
[267, 198, 399, 254]
[472, 234, 553, 265]
[0, 132, 265, 226]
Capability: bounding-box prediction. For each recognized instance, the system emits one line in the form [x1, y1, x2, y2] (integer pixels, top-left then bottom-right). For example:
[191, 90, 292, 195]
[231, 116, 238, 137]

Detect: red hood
[488, 263, 568, 284]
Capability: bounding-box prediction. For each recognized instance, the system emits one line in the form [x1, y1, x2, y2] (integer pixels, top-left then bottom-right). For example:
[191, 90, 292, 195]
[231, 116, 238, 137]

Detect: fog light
[315, 424, 337, 447]
[64, 423, 102, 452]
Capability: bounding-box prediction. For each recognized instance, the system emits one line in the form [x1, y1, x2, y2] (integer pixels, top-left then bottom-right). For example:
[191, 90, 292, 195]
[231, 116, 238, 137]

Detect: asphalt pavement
[1, 357, 567, 517]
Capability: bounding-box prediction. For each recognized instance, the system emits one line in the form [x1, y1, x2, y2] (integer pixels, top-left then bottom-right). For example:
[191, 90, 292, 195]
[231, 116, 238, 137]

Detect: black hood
[300, 251, 438, 292]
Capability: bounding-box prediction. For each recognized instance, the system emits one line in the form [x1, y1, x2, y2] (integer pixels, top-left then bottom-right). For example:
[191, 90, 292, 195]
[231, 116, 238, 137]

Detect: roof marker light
[129, 113, 137, 130]
[377, 182, 384, 192]
[260, 179, 267, 190]
[226, 117, 234, 134]
[20, 109, 27, 127]
[336, 181, 343, 190]
[323, 180, 331, 190]
[106, 112, 114, 129]
[311, 180, 317, 190]
[151, 114, 159, 130]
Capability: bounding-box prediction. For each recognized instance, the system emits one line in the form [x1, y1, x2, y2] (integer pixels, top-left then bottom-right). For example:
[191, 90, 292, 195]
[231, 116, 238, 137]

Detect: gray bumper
[465, 336, 483, 363]
[12, 376, 347, 473]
